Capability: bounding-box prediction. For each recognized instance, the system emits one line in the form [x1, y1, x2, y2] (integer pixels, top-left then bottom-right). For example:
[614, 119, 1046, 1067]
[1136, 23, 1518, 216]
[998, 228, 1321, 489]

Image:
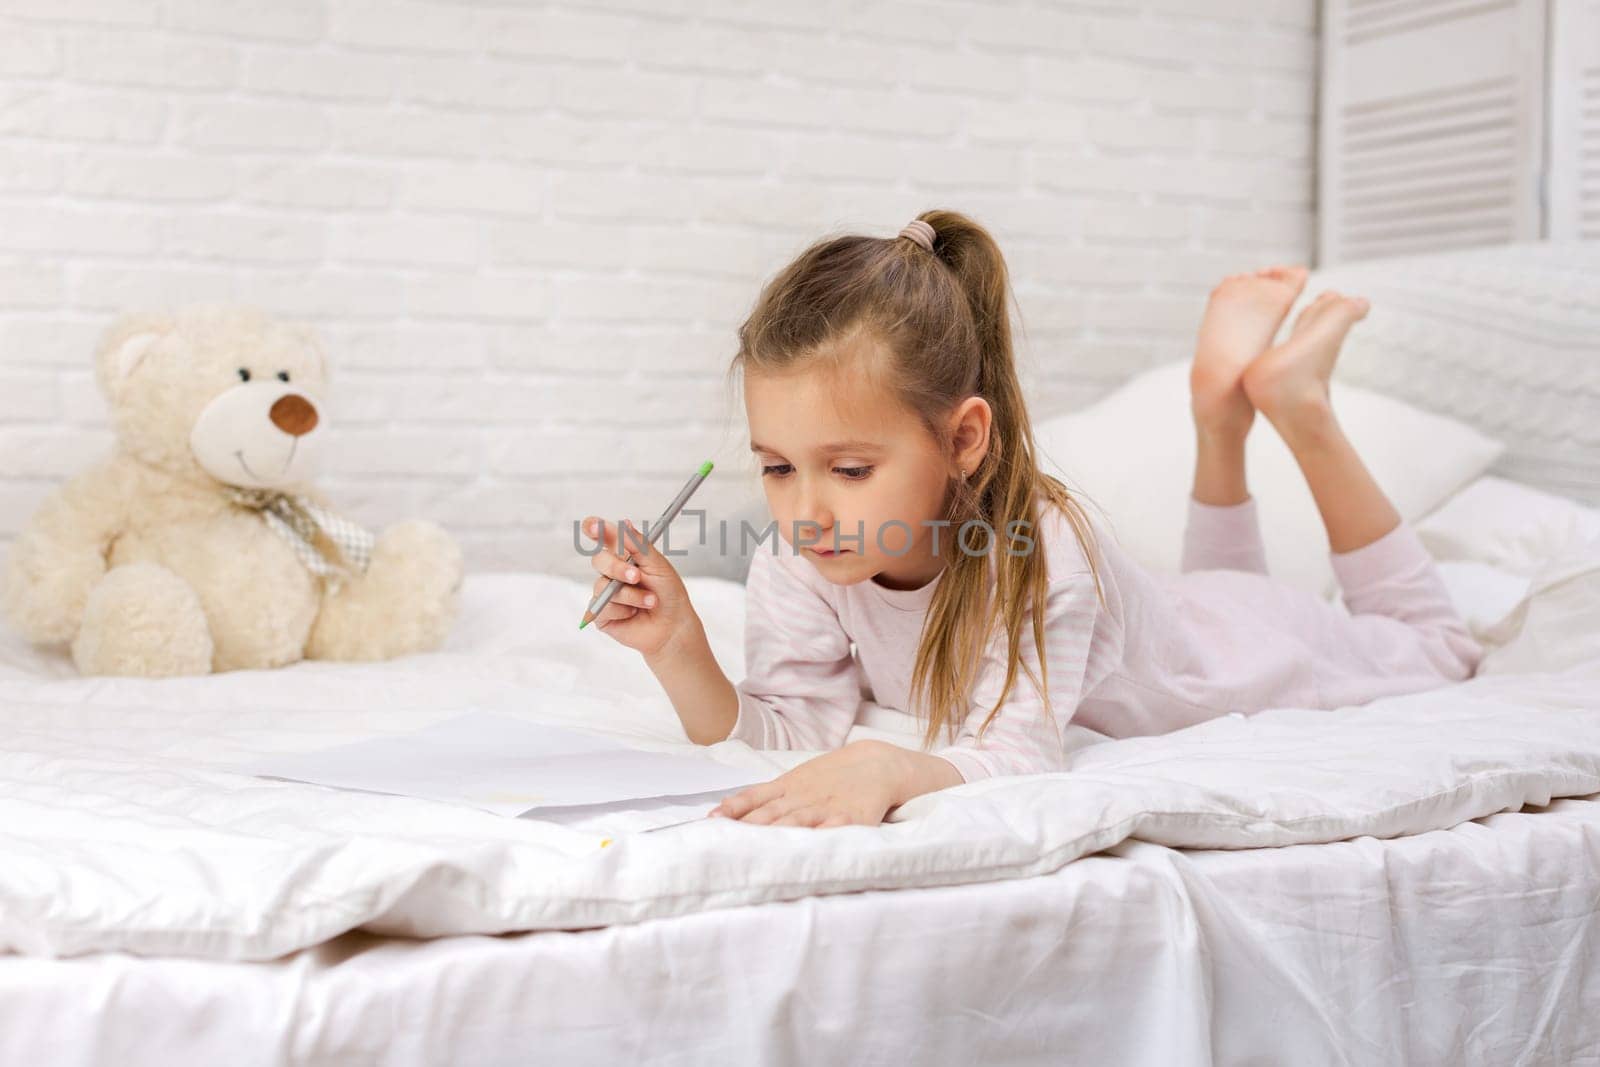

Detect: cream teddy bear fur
[2, 306, 463, 676]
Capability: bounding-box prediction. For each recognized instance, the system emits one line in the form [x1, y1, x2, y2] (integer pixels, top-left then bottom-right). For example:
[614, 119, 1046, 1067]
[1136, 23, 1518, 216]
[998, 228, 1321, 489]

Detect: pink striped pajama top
[726, 495, 1484, 782]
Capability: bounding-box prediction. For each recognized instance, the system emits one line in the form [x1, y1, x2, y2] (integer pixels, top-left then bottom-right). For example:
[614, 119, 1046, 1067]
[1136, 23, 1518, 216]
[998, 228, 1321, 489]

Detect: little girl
[580, 211, 1483, 829]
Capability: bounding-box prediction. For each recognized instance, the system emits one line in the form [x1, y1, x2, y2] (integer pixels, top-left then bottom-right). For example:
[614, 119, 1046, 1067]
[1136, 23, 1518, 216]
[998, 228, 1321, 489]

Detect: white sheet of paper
[240, 711, 767, 818]
[532, 790, 737, 835]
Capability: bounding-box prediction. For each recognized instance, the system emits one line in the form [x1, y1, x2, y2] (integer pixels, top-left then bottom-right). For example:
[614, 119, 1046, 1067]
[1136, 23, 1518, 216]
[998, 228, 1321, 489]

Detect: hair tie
[898, 219, 936, 253]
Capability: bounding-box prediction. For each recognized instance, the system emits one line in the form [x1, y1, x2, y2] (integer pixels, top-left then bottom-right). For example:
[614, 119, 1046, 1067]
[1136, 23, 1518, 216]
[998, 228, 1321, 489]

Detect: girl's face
[744, 341, 983, 590]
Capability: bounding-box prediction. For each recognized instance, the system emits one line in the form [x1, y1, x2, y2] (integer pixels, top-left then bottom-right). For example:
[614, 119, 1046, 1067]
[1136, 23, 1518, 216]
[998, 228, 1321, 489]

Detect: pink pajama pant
[1176, 496, 1485, 697]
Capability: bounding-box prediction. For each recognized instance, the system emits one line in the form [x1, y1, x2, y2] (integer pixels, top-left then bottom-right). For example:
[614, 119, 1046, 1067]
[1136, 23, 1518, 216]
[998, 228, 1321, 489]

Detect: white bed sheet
[3, 796, 1596, 1067]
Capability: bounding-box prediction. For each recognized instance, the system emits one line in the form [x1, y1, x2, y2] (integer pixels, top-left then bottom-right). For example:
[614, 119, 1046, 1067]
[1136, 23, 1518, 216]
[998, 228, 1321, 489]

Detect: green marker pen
[579, 459, 714, 630]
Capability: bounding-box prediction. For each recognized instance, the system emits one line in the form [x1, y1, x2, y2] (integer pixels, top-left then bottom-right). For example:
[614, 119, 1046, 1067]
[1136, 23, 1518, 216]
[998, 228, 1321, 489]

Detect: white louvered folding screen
[1318, 0, 1549, 263]
[1550, 0, 1600, 240]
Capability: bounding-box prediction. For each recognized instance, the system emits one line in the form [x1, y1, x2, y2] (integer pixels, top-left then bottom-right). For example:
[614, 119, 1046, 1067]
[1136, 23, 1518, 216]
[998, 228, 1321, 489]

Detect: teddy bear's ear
[108, 333, 160, 382]
[293, 324, 330, 385]
[94, 314, 175, 398]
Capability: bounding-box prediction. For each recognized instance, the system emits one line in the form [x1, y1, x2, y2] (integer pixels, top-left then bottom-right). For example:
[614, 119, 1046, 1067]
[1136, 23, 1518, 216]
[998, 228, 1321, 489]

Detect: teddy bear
[1, 305, 464, 677]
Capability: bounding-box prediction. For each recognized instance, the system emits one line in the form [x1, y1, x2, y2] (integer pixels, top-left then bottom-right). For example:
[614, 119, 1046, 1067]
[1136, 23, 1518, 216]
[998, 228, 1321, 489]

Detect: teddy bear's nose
[270, 394, 319, 437]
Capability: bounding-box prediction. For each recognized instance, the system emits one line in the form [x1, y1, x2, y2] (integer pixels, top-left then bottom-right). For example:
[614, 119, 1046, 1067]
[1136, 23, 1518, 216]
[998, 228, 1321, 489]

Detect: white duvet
[1, 512, 1597, 963]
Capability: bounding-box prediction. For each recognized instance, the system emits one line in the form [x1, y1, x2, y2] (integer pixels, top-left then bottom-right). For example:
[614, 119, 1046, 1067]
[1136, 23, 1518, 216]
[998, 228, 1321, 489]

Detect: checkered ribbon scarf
[225, 487, 376, 586]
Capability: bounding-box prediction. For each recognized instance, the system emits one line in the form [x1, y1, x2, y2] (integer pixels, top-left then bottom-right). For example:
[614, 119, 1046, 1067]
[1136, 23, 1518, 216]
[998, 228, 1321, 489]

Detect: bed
[2, 244, 1598, 1066]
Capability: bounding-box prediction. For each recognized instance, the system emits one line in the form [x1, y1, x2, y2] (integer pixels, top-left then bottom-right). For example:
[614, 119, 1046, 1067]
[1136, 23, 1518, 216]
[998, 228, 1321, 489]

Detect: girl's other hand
[580, 515, 700, 660]
[708, 740, 910, 827]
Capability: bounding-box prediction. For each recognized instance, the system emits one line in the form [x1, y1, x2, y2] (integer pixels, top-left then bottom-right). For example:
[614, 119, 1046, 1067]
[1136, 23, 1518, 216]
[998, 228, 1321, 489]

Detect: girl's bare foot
[1190, 265, 1310, 439]
[1241, 290, 1371, 444]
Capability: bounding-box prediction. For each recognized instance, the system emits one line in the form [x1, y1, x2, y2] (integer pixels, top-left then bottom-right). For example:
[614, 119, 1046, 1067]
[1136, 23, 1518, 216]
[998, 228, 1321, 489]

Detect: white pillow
[1413, 475, 1600, 577]
[1432, 560, 1532, 636]
[1033, 360, 1505, 598]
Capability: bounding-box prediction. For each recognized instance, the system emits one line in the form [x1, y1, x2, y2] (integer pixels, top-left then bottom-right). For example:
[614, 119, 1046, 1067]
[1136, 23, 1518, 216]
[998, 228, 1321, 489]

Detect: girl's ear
[949, 395, 993, 473]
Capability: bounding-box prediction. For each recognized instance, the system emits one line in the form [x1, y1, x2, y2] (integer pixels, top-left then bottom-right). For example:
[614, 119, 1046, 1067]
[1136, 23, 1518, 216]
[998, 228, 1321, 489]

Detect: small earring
[959, 467, 967, 479]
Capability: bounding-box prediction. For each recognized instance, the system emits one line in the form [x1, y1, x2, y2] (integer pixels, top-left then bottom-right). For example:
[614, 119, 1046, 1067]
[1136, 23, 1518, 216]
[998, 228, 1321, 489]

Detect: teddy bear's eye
[277, 371, 290, 383]
[237, 368, 251, 382]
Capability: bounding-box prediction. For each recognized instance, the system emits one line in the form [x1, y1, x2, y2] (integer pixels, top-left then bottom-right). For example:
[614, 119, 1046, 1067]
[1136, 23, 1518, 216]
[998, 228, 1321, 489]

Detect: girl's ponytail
[916, 210, 1022, 511]
[919, 210, 1013, 398]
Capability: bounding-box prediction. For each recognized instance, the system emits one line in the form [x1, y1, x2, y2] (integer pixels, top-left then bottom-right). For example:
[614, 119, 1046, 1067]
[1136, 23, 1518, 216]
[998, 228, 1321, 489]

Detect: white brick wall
[0, 0, 1318, 583]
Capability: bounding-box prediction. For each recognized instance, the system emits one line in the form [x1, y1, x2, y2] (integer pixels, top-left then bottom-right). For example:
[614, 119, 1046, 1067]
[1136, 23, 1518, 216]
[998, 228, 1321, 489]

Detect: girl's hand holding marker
[579, 460, 712, 662]
[579, 459, 752, 754]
